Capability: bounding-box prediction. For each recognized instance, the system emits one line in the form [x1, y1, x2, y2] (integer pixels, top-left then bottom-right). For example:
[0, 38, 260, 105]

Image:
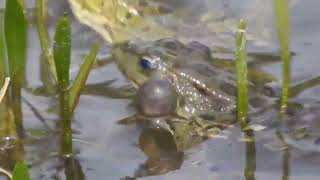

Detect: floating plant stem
[235, 20, 249, 128]
[0, 77, 10, 104]
[36, 0, 57, 82]
[273, 0, 291, 115]
[53, 16, 72, 155]
[4, 0, 27, 136]
[69, 42, 100, 112]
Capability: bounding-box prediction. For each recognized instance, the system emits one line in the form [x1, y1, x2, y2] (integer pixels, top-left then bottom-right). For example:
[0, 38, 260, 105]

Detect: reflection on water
[244, 130, 256, 180]
[134, 128, 183, 177]
[63, 157, 85, 180]
[282, 144, 291, 180]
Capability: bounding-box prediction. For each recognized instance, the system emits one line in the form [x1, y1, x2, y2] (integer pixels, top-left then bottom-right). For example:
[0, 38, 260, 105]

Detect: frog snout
[137, 77, 178, 117]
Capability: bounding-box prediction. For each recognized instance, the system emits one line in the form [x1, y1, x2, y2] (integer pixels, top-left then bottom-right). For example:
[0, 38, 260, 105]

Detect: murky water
[1, 0, 320, 180]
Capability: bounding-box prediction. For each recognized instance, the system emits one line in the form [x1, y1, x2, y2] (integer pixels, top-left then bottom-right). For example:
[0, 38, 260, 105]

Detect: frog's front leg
[191, 114, 235, 139]
[167, 118, 204, 151]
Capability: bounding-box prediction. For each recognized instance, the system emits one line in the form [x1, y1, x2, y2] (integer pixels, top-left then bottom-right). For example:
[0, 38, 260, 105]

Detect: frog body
[113, 38, 277, 118]
[113, 38, 278, 150]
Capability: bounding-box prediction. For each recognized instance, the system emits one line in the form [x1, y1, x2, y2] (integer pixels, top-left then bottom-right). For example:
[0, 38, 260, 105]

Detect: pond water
[1, 0, 320, 180]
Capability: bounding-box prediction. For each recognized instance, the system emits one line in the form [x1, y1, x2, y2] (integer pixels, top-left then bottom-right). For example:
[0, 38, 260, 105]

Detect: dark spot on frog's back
[191, 82, 211, 96]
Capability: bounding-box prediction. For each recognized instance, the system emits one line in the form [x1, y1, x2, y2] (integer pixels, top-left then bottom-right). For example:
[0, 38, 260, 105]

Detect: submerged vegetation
[1, 0, 99, 178]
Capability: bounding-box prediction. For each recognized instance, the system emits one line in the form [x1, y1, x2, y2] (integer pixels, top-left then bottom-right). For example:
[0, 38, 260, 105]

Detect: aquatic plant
[69, 42, 100, 112]
[235, 20, 249, 128]
[36, 0, 57, 82]
[53, 15, 73, 155]
[53, 15, 100, 155]
[12, 161, 30, 180]
[4, 0, 27, 136]
[273, 0, 291, 115]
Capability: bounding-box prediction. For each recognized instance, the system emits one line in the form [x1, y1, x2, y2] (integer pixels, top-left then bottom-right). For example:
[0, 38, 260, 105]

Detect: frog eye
[139, 56, 157, 70]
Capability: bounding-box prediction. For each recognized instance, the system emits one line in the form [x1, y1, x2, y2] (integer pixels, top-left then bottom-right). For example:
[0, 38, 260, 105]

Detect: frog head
[111, 38, 212, 88]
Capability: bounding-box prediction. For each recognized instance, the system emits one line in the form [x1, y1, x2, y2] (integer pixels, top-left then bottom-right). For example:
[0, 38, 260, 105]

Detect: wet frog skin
[112, 38, 278, 119]
[112, 38, 279, 150]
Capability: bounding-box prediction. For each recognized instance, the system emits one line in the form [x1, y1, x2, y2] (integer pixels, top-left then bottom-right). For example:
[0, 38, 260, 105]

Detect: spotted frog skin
[112, 38, 280, 150]
[112, 38, 277, 119]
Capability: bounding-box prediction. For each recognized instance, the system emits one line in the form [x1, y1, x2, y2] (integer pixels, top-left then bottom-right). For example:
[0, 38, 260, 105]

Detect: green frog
[112, 38, 279, 150]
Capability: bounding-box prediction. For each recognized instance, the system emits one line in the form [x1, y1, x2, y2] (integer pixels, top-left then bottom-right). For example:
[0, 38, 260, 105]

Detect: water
[1, 0, 320, 179]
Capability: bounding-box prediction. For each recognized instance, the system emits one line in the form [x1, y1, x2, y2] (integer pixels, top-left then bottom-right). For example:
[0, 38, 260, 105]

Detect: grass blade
[53, 15, 72, 155]
[12, 161, 30, 180]
[4, 0, 28, 136]
[69, 42, 100, 112]
[54, 16, 71, 90]
[36, 0, 57, 82]
[4, 0, 27, 85]
[235, 20, 249, 128]
[273, 0, 291, 115]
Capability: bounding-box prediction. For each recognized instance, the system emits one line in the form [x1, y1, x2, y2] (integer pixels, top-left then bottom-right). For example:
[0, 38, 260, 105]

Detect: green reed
[69, 42, 100, 113]
[0, 0, 29, 177]
[0, 0, 98, 176]
[4, 0, 27, 136]
[235, 20, 249, 128]
[54, 15, 73, 155]
[273, 0, 291, 115]
[53, 15, 100, 155]
[36, 0, 57, 82]
[12, 161, 30, 180]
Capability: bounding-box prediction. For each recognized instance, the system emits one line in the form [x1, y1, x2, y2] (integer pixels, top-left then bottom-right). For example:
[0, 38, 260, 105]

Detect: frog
[112, 38, 279, 150]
